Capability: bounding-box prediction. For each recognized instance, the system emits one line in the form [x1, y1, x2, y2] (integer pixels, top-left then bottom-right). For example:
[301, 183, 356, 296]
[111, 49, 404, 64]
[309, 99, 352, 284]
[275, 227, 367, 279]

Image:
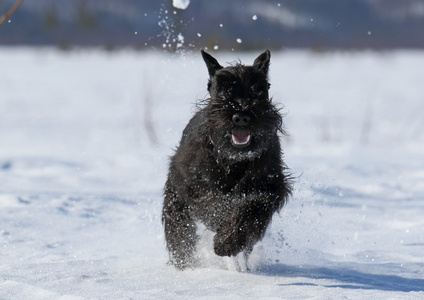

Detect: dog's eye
[219, 87, 232, 99]
[251, 85, 266, 98]
[218, 90, 229, 99]
[256, 90, 264, 97]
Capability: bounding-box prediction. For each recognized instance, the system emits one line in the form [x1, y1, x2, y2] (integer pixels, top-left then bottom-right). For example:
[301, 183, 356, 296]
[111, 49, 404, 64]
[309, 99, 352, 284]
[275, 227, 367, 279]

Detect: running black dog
[162, 50, 292, 270]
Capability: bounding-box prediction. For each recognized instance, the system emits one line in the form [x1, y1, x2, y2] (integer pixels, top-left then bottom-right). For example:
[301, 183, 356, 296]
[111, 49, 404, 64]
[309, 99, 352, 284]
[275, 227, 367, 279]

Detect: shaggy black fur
[162, 50, 292, 270]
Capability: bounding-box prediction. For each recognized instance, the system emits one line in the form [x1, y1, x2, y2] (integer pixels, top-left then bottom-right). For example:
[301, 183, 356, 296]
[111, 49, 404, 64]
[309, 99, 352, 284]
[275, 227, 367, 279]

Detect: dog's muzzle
[231, 112, 252, 148]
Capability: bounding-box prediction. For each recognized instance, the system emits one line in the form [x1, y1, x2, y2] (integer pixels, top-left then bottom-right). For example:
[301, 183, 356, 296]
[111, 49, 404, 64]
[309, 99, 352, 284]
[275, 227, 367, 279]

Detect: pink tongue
[233, 129, 250, 143]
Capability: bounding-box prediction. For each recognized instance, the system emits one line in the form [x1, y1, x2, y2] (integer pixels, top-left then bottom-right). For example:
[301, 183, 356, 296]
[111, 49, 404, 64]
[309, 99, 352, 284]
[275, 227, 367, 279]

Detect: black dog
[162, 50, 292, 270]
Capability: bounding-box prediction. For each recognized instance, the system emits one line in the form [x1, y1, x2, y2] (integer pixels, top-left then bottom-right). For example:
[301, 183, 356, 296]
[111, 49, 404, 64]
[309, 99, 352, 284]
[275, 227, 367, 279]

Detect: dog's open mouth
[231, 129, 251, 148]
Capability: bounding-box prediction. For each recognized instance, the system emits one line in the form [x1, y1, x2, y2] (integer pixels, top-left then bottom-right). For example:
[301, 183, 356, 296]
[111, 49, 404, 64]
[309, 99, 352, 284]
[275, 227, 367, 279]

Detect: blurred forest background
[1, 0, 424, 51]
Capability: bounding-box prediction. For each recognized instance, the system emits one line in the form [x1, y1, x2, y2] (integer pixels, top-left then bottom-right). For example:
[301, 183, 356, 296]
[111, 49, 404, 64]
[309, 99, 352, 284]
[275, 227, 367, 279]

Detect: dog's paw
[213, 224, 245, 257]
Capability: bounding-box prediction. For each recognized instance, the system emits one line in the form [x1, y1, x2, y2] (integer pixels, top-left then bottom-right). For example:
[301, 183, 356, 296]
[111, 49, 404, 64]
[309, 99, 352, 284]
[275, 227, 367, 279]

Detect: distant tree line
[1, 0, 424, 50]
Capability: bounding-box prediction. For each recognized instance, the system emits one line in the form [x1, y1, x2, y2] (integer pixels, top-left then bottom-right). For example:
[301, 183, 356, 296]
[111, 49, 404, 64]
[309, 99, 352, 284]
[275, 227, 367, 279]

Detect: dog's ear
[253, 50, 271, 75]
[201, 50, 223, 77]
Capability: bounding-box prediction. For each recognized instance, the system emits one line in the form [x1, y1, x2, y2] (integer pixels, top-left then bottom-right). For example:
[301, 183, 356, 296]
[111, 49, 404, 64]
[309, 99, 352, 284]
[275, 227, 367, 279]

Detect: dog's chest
[206, 162, 257, 194]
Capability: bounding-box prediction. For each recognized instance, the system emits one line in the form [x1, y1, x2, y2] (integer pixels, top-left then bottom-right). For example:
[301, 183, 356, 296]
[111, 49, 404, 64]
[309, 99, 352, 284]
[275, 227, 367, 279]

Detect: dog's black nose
[232, 113, 251, 126]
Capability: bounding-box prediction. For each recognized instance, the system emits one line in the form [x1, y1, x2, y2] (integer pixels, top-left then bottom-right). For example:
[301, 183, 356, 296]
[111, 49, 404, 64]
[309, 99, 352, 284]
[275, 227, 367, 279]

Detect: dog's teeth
[232, 133, 251, 145]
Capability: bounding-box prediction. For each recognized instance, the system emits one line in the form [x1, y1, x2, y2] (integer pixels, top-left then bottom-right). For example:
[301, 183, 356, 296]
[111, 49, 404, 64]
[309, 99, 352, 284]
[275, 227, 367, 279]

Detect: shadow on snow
[256, 264, 424, 292]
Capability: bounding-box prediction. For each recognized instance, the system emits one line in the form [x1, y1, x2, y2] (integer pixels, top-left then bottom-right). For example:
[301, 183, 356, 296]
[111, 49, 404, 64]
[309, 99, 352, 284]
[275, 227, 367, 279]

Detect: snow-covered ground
[1, 48, 423, 299]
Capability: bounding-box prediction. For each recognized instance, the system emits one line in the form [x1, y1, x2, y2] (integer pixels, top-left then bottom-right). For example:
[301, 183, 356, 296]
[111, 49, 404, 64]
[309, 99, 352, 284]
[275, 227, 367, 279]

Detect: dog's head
[200, 50, 283, 163]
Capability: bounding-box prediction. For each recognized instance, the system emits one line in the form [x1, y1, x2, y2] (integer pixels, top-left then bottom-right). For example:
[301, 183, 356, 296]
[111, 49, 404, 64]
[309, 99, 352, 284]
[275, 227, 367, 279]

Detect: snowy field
[0, 48, 423, 299]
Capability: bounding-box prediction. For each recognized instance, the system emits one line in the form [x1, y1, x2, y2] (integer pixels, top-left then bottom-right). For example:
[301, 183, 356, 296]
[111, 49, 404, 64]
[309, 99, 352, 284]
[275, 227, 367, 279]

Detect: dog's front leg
[213, 197, 274, 257]
[162, 192, 198, 270]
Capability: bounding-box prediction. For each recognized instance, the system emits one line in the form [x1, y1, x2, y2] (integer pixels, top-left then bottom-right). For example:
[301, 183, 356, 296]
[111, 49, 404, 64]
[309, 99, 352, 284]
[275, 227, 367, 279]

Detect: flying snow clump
[172, 0, 191, 10]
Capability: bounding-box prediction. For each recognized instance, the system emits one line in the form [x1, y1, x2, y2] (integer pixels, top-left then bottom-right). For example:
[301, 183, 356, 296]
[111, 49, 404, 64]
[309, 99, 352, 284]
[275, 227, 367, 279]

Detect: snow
[172, 0, 191, 10]
[1, 48, 423, 299]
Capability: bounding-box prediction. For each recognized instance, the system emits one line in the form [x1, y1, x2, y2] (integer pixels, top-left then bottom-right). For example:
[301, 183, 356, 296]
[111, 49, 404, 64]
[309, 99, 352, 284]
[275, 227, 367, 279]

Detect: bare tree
[0, 0, 24, 26]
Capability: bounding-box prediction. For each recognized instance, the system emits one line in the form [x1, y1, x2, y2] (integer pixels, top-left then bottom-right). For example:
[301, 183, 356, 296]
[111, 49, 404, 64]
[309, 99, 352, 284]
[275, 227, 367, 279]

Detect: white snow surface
[1, 48, 423, 299]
